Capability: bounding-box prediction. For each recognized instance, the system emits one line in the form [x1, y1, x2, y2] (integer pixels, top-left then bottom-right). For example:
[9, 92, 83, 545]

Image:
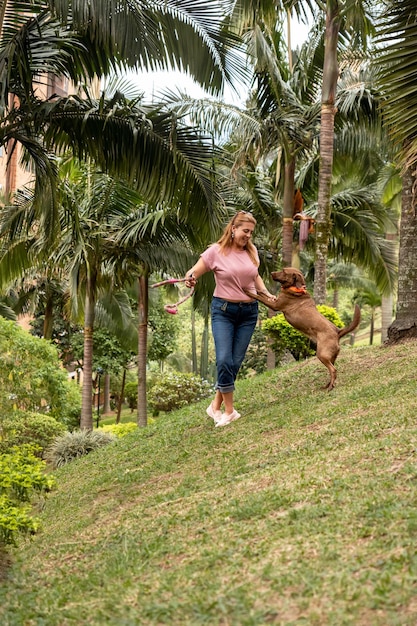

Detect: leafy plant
[0, 410, 66, 455]
[262, 305, 344, 361]
[99, 422, 140, 437]
[148, 372, 213, 415]
[0, 496, 38, 547]
[45, 430, 116, 469]
[0, 318, 81, 425]
[148, 298, 179, 366]
[124, 381, 138, 412]
[0, 445, 55, 546]
[70, 328, 135, 377]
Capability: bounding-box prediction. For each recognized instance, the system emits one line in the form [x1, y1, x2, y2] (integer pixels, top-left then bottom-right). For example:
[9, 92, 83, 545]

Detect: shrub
[0, 317, 81, 427]
[99, 422, 139, 438]
[0, 495, 39, 547]
[124, 381, 138, 412]
[45, 429, 116, 468]
[0, 411, 66, 456]
[262, 305, 344, 361]
[148, 372, 213, 415]
[58, 382, 82, 430]
[0, 445, 56, 546]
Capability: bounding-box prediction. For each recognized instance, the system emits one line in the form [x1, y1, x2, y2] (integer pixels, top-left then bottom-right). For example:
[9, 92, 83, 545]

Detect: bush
[45, 429, 116, 468]
[58, 382, 82, 430]
[0, 445, 56, 546]
[0, 410, 66, 456]
[124, 381, 138, 412]
[262, 305, 344, 361]
[148, 372, 213, 415]
[99, 422, 139, 438]
[0, 495, 39, 547]
[0, 317, 81, 427]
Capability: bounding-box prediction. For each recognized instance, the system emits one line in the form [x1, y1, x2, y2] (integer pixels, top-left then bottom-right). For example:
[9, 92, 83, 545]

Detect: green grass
[2, 340, 417, 625]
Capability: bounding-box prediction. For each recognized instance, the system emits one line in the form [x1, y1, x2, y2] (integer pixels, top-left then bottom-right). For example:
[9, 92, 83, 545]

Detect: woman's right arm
[185, 257, 208, 287]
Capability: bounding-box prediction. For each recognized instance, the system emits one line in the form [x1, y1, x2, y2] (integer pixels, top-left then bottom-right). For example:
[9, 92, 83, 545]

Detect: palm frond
[308, 186, 398, 295]
[374, 1, 417, 169]
[2, 0, 248, 99]
[33, 94, 222, 220]
[0, 301, 17, 321]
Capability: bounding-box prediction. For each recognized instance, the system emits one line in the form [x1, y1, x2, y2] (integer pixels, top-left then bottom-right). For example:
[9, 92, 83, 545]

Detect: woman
[185, 211, 275, 427]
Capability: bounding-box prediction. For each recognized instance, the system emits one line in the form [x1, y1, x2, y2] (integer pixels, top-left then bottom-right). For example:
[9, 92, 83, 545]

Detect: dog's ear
[294, 271, 306, 289]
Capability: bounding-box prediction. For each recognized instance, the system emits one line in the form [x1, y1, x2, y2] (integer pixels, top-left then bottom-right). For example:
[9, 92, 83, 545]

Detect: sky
[122, 15, 311, 105]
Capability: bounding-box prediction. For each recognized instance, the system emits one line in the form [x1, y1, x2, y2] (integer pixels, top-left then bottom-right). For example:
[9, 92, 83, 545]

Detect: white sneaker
[215, 410, 241, 427]
[206, 403, 222, 422]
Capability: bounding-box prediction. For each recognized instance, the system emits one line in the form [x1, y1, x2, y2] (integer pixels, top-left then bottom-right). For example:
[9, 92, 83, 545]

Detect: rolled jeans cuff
[215, 382, 235, 394]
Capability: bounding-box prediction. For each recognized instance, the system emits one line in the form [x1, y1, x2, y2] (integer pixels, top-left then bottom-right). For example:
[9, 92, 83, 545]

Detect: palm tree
[291, 52, 398, 300]
[237, 12, 321, 267]
[162, 31, 320, 272]
[1, 158, 144, 430]
[0, 1, 252, 428]
[309, 0, 376, 302]
[375, 2, 417, 342]
[194, 0, 322, 268]
[168, 17, 396, 296]
[302, 165, 398, 298]
[225, 0, 377, 301]
[0, 187, 71, 336]
[326, 261, 367, 309]
[53, 160, 149, 430]
[0, 0, 246, 218]
[354, 283, 382, 345]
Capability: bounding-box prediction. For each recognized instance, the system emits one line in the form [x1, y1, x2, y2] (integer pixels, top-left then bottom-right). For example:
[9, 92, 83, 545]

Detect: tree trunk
[200, 310, 209, 379]
[381, 294, 393, 343]
[282, 156, 295, 266]
[369, 311, 374, 345]
[191, 307, 198, 373]
[43, 292, 54, 340]
[116, 368, 127, 424]
[313, 1, 340, 304]
[80, 274, 97, 431]
[103, 373, 111, 413]
[137, 273, 149, 427]
[388, 166, 417, 341]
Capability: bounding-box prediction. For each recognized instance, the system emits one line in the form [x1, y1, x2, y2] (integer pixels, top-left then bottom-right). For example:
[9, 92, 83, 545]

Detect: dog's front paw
[257, 290, 276, 300]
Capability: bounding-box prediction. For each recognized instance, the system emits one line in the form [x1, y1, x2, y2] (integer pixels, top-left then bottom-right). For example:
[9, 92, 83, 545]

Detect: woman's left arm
[254, 274, 275, 299]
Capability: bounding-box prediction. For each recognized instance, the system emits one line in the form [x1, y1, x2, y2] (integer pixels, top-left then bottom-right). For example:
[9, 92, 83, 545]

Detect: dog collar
[286, 286, 307, 294]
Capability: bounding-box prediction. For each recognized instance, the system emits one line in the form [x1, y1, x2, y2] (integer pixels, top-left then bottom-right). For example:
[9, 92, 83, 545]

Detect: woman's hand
[185, 273, 197, 289]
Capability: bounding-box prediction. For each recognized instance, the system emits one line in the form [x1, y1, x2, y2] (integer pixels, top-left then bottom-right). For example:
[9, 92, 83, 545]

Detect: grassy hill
[1, 340, 417, 625]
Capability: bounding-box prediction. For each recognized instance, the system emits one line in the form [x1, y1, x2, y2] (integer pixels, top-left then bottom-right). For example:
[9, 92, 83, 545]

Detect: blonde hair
[217, 211, 258, 266]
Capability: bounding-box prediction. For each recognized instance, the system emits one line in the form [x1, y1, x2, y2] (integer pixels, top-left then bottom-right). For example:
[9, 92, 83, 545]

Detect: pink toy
[150, 277, 195, 314]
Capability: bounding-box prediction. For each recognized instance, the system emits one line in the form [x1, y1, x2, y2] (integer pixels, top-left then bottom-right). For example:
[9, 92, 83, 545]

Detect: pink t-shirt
[201, 243, 259, 301]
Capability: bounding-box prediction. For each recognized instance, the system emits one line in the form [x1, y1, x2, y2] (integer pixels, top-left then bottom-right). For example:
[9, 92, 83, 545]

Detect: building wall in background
[0, 73, 73, 195]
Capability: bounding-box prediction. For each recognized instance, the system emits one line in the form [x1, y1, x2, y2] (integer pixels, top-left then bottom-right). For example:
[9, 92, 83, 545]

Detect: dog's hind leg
[316, 347, 338, 390]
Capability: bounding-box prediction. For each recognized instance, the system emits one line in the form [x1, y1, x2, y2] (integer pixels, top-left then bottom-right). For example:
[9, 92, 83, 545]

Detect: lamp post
[96, 367, 104, 428]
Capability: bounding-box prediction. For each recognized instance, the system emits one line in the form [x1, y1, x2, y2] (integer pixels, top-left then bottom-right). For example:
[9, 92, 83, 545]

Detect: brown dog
[245, 267, 360, 390]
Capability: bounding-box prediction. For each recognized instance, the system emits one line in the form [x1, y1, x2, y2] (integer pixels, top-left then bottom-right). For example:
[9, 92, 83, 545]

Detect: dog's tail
[338, 304, 361, 339]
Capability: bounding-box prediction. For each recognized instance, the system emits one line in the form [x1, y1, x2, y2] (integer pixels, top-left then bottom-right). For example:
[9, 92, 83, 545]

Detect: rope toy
[150, 277, 195, 314]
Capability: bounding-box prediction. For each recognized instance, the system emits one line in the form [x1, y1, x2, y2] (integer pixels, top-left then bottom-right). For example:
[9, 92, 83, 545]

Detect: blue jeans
[211, 297, 259, 394]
